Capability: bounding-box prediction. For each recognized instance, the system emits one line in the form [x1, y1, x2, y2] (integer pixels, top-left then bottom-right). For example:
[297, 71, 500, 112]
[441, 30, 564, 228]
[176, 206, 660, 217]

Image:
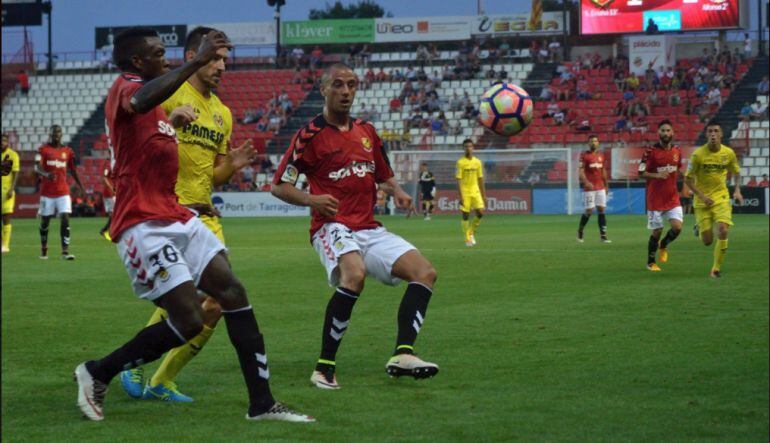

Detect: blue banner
[533, 188, 646, 214]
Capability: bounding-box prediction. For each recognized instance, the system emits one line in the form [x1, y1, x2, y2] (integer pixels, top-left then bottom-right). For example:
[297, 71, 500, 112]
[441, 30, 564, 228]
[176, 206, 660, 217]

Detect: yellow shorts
[461, 192, 485, 213]
[200, 214, 225, 244]
[695, 201, 733, 234]
[1, 191, 14, 215]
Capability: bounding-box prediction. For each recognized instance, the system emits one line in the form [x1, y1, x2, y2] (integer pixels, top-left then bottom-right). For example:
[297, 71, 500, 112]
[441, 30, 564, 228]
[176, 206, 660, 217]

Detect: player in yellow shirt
[2, 133, 21, 253]
[684, 122, 743, 278]
[456, 138, 486, 246]
[119, 27, 256, 402]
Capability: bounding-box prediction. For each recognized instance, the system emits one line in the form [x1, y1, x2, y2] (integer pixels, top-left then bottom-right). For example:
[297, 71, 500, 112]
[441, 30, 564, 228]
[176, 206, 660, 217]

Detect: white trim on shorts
[647, 206, 684, 230]
[312, 222, 416, 287]
[583, 189, 607, 210]
[116, 217, 226, 301]
[104, 196, 115, 214]
[38, 195, 72, 216]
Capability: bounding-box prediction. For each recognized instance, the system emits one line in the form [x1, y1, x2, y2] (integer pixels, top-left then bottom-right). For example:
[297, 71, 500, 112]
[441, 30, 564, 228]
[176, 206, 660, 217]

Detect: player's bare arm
[33, 157, 52, 180]
[456, 179, 465, 203]
[69, 161, 86, 194]
[6, 162, 18, 199]
[732, 173, 744, 204]
[213, 139, 256, 186]
[130, 31, 232, 114]
[685, 176, 714, 206]
[602, 166, 610, 189]
[640, 170, 669, 180]
[271, 182, 338, 217]
[579, 166, 594, 190]
[102, 174, 115, 196]
[168, 104, 197, 128]
[478, 176, 486, 201]
[379, 177, 412, 209]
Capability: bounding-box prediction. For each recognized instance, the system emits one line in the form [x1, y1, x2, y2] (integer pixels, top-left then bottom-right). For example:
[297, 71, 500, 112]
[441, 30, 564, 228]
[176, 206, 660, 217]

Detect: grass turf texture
[2, 214, 768, 442]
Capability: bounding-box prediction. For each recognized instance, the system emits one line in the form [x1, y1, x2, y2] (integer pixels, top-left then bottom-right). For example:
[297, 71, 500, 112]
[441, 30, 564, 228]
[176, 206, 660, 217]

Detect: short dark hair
[321, 62, 354, 85]
[706, 120, 722, 129]
[184, 26, 217, 54]
[658, 119, 673, 128]
[113, 27, 158, 71]
[50, 124, 61, 132]
[588, 134, 599, 141]
[462, 138, 474, 146]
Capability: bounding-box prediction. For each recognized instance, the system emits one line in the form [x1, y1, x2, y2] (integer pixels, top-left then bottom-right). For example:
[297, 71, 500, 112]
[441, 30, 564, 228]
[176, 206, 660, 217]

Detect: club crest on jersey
[213, 113, 223, 127]
[361, 137, 372, 152]
[673, 153, 679, 162]
[61, 152, 67, 159]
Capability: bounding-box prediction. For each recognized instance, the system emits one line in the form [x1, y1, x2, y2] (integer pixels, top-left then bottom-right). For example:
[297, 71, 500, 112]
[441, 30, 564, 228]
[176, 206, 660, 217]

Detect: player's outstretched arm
[213, 139, 256, 186]
[685, 176, 713, 206]
[380, 177, 413, 209]
[130, 31, 232, 114]
[271, 182, 338, 217]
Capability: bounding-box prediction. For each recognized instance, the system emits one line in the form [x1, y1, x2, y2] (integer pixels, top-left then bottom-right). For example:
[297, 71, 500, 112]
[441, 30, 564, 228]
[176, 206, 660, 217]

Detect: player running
[2, 134, 20, 253]
[271, 63, 439, 390]
[35, 125, 85, 259]
[456, 139, 486, 246]
[577, 135, 611, 243]
[99, 165, 115, 241]
[73, 27, 312, 423]
[119, 26, 257, 403]
[684, 122, 744, 278]
[418, 162, 436, 220]
[638, 120, 685, 271]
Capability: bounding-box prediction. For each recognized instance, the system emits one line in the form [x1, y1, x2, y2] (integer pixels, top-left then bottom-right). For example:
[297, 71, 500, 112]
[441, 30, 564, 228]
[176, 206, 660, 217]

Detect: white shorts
[38, 195, 72, 216]
[583, 189, 607, 210]
[117, 217, 226, 301]
[104, 197, 115, 214]
[312, 222, 416, 287]
[647, 206, 684, 230]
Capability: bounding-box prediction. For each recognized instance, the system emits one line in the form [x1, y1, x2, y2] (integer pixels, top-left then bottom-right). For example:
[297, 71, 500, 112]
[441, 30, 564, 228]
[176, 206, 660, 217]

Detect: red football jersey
[105, 73, 192, 241]
[102, 167, 114, 198]
[273, 115, 394, 239]
[37, 144, 75, 197]
[579, 150, 606, 191]
[640, 143, 682, 211]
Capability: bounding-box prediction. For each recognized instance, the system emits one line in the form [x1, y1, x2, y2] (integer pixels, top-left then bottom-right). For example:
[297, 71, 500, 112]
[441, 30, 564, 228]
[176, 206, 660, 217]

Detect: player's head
[113, 27, 169, 79]
[49, 125, 62, 145]
[320, 63, 358, 116]
[2, 133, 8, 150]
[462, 138, 474, 157]
[185, 26, 229, 90]
[587, 134, 599, 150]
[420, 162, 428, 171]
[705, 121, 723, 146]
[657, 119, 674, 145]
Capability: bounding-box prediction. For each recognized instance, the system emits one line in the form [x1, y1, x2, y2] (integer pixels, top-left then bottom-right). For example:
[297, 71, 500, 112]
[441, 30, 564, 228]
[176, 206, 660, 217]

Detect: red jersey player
[577, 135, 611, 243]
[73, 27, 312, 423]
[639, 119, 684, 271]
[272, 63, 439, 390]
[34, 125, 85, 259]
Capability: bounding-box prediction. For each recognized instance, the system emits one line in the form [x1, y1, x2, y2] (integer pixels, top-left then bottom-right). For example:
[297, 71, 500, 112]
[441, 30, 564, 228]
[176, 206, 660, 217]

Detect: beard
[659, 135, 672, 144]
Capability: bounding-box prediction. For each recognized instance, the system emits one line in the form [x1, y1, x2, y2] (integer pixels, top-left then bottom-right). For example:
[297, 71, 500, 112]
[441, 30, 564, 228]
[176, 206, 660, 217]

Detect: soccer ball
[477, 83, 533, 136]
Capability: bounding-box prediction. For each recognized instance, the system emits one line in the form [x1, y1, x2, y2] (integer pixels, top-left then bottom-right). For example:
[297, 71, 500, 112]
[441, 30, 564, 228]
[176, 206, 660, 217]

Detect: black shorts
[421, 192, 434, 202]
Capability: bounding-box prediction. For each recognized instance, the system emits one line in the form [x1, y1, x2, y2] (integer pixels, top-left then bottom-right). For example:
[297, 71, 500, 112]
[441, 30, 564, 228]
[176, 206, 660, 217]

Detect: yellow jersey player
[2, 133, 21, 253]
[456, 138, 486, 246]
[119, 27, 256, 402]
[684, 122, 744, 278]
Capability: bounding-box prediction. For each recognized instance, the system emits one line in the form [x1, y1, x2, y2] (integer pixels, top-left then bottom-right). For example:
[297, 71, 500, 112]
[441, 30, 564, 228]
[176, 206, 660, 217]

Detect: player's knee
[417, 264, 437, 286]
[176, 314, 204, 341]
[219, 279, 248, 310]
[201, 298, 222, 325]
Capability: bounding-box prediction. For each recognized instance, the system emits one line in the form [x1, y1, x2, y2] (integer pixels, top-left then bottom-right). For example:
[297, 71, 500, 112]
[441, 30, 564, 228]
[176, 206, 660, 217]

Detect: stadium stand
[732, 95, 770, 184]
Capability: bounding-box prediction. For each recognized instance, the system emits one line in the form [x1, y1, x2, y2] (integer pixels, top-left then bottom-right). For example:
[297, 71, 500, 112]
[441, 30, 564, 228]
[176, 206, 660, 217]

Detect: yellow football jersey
[685, 144, 740, 208]
[161, 81, 232, 205]
[1, 147, 20, 192]
[456, 156, 483, 193]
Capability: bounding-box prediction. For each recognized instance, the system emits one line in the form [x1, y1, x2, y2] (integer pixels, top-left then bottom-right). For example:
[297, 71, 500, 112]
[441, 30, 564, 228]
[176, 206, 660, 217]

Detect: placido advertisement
[432, 189, 532, 214]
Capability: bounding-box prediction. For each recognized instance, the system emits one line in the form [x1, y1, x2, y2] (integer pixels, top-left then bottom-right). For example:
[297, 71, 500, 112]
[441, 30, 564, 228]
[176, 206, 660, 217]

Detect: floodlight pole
[275, 2, 281, 68]
[759, 0, 766, 56]
[43, 1, 52, 74]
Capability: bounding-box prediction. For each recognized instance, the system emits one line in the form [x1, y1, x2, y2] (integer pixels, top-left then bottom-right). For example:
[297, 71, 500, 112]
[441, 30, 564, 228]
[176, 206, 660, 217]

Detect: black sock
[222, 307, 275, 415]
[61, 218, 70, 251]
[647, 235, 659, 265]
[39, 220, 49, 253]
[428, 202, 434, 214]
[660, 229, 680, 249]
[317, 287, 359, 372]
[598, 213, 607, 237]
[395, 282, 433, 355]
[101, 215, 111, 233]
[86, 319, 187, 384]
[578, 214, 591, 232]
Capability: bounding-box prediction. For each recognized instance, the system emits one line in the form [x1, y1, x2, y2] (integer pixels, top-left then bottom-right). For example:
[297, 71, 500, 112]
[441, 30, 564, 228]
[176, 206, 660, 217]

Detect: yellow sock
[146, 307, 167, 327]
[471, 217, 481, 233]
[461, 220, 470, 239]
[151, 324, 215, 387]
[2, 224, 10, 249]
[713, 239, 728, 271]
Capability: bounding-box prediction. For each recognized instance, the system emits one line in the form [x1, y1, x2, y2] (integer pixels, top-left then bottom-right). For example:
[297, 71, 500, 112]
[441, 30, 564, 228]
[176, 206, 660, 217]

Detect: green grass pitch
[2, 214, 768, 442]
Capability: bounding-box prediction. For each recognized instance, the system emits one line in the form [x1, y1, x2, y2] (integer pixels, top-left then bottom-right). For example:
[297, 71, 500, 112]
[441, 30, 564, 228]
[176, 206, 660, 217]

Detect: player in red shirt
[272, 63, 439, 390]
[73, 27, 312, 423]
[34, 125, 85, 260]
[99, 165, 115, 241]
[639, 120, 685, 271]
[577, 135, 611, 243]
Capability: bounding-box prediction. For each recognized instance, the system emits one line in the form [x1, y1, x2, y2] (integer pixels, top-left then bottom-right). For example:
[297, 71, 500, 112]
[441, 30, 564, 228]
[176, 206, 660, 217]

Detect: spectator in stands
[496, 65, 508, 82]
[291, 46, 305, 67]
[267, 114, 282, 135]
[292, 66, 303, 84]
[485, 65, 497, 80]
[358, 44, 371, 67]
[259, 155, 275, 174]
[527, 172, 541, 186]
[554, 84, 570, 101]
[645, 88, 660, 108]
[758, 76, 769, 95]
[405, 65, 417, 82]
[241, 108, 262, 125]
[576, 75, 594, 100]
[416, 44, 431, 67]
[750, 100, 768, 119]
[627, 98, 650, 117]
[441, 64, 455, 81]
[539, 84, 554, 101]
[392, 69, 405, 81]
[363, 102, 380, 122]
[695, 80, 709, 97]
[279, 89, 293, 114]
[629, 114, 649, 133]
[430, 112, 448, 135]
[543, 98, 560, 118]
[376, 67, 389, 82]
[362, 68, 375, 90]
[347, 44, 359, 67]
[667, 90, 681, 106]
[256, 115, 268, 132]
[683, 98, 694, 115]
[746, 176, 759, 187]
[738, 102, 753, 121]
[565, 108, 579, 127]
[538, 40, 550, 63]
[625, 73, 640, 91]
[16, 70, 29, 96]
[759, 174, 769, 187]
[743, 33, 752, 59]
[575, 117, 592, 132]
[309, 45, 323, 70]
[462, 95, 479, 119]
[498, 39, 511, 58]
[241, 164, 255, 188]
[694, 102, 714, 123]
[705, 85, 722, 107]
[613, 100, 628, 117]
[530, 40, 542, 62]
[613, 69, 626, 92]
[614, 114, 629, 132]
[552, 109, 566, 125]
[389, 96, 402, 113]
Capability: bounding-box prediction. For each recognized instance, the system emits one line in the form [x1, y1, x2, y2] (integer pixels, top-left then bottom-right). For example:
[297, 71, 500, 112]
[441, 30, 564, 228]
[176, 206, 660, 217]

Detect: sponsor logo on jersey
[361, 137, 372, 152]
[46, 159, 67, 168]
[328, 161, 375, 181]
[589, 162, 603, 169]
[656, 165, 678, 173]
[281, 164, 299, 184]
